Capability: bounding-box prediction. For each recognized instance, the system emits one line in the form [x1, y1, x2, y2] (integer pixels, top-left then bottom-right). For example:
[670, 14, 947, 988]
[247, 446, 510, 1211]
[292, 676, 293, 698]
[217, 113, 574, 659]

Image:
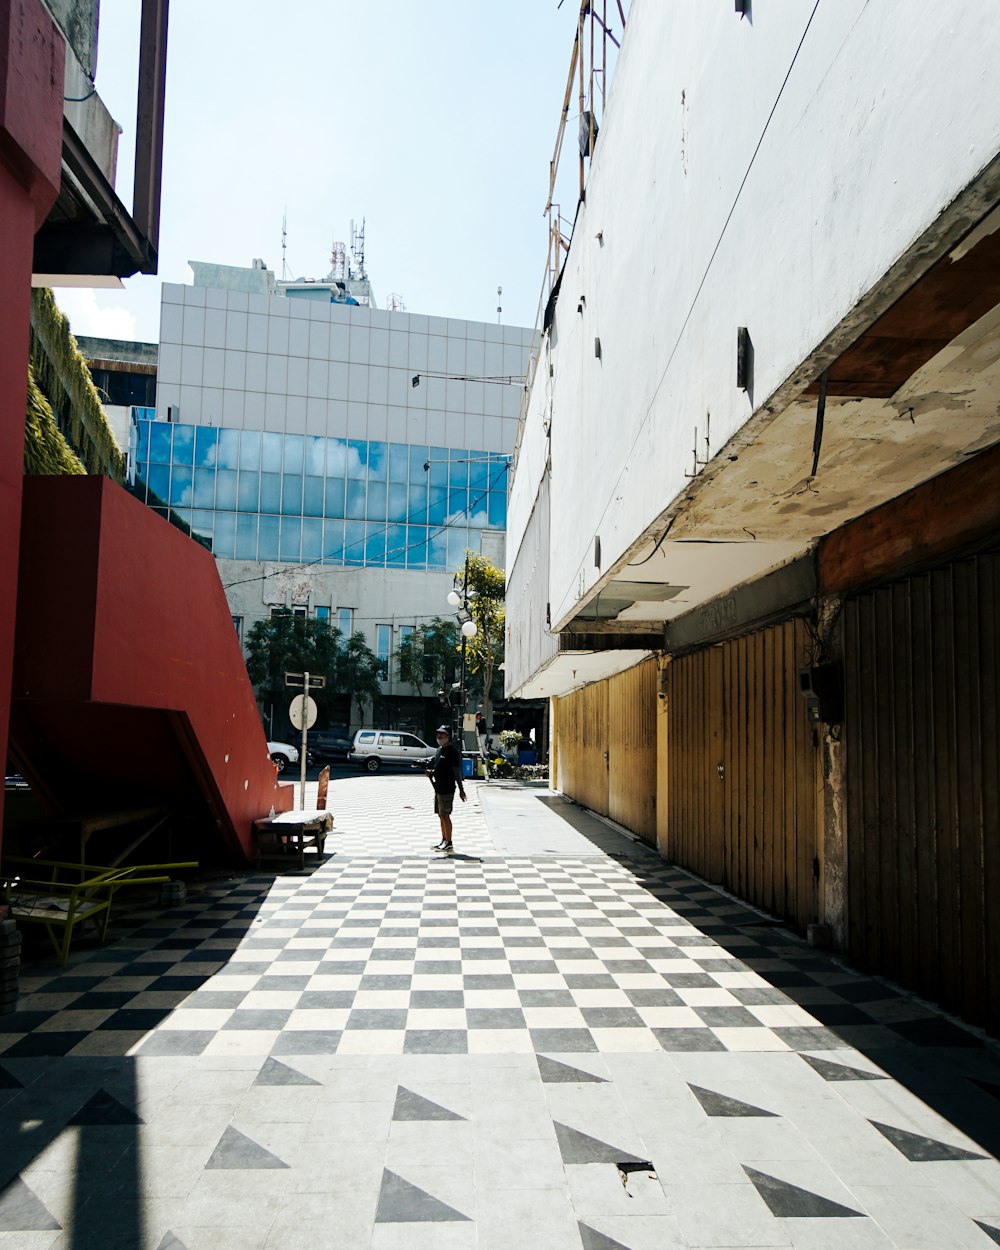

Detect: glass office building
[131, 418, 509, 570]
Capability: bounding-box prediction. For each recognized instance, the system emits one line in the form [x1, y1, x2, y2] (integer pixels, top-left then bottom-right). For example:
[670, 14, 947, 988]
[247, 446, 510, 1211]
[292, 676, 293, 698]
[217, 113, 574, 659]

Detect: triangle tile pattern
[688, 1084, 778, 1118]
[554, 1122, 646, 1166]
[538, 1055, 609, 1084]
[375, 1169, 471, 1223]
[393, 1086, 465, 1122]
[254, 1057, 320, 1087]
[974, 1221, 1000, 1245]
[69, 1089, 144, 1126]
[156, 1234, 189, 1250]
[206, 1125, 289, 1170]
[578, 1220, 635, 1250]
[0, 1065, 23, 1090]
[743, 1167, 865, 1219]
[0, 1176, 61, 1231]
[869, 1120, 989, 1162]
[801, 1054, 887, 1082]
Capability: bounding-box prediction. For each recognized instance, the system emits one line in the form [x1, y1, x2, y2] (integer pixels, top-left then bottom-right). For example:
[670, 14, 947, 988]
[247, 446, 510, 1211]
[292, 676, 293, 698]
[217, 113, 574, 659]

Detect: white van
[349, 729, 437, 773]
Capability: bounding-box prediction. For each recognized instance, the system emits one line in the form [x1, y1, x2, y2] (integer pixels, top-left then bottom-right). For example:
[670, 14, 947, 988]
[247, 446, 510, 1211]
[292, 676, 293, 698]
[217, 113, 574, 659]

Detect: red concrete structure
[10, 477, 292, 863]
[0, 0, 65, 839]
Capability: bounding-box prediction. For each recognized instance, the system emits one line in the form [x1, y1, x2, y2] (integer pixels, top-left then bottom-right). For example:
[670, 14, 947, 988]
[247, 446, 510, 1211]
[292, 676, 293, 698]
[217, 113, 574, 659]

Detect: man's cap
[436, 725, 451, 736]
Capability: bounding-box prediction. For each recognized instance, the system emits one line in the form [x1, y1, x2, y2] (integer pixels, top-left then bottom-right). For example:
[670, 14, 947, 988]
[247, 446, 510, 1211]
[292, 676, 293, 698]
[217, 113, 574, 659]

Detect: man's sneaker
[440, 842, 455, 855]
[432, 840, 448, 851]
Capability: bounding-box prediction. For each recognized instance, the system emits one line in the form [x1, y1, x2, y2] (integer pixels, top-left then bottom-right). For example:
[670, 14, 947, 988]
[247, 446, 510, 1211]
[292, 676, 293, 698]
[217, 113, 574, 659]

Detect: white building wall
[508, 0, 1000, 635]
[156, 284, 529, 452]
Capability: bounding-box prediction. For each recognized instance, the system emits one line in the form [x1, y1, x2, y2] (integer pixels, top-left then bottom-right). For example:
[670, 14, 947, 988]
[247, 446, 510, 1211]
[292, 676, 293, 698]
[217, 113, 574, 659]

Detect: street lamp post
[447, 554, 478, 749]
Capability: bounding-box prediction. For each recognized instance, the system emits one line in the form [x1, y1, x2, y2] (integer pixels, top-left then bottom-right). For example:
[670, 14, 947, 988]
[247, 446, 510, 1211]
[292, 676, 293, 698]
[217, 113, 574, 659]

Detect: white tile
[521, 1007, 587, 1028]
[179, 383, 204, 416]
[369, 326, 389, 366]
[265, 354, 287, 392]
[202, 1031, 278, 1056]
[388, 331, 408, 368]
[368, 367, 388, 406]
[288, 317, 310, 357]
[180, 345, 204, 387]
[386, 368, 408, 406]
[157, 342, 182, 384]
[245, 352, 267, 393]
[446, 337, 466, 373]
[223, 352, 246, 389]
[366, 405, 388, 441]
[483, 417, 505, 452]
[635, 1006, 704, 1028]
[407, 334, 428, 370]
[328, 360, 349, 400]
[266, 316, 289, 355]
[246, 313, 268, 353]
[202, 347, 225, 388]
[428, 315, 448, 336]
[287, 357, 308, 397]
[224, 312, 248, 351]
[348, 363, 369, 403]
[227, 290, 249, 312]
[405, 1009, 467, 1029]
[243, 391, 265, 427]
[590, 1028, 663, 1052]
[386, 406, 408, 442]
[182, 304, 206, 345]
[308, 320, 330, 358]
[284, 1009, 350, 1030]
[306, 397, 327, 434]
[224, 390, 247, 425]
[204, 286, 227, 309]
[204, 306, 226, 348]
[285, 395, 306, 433]
[308, 358, 329, 399]
[427, 335, 446, 371]
[330, 322, 350, 361]
[160, 302, 184, 344]
[264, 392, 286, 426]
[336, 1031, 403, 1055]
[468, 1030, 535, 1054]
[159, 1009, 234, 1030]
[349, 325, 370, 360]
[712, 1027, 790, 1052]
[161, 281, 184, 304]
[447, 318, 467, 339]
[200, 387, 224, 423]
[484, 341, 503, 373]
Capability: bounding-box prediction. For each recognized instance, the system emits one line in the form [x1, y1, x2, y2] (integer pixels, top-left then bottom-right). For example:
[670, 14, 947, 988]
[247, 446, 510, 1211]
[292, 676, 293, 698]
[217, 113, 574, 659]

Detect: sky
[56, 0, 616, 344]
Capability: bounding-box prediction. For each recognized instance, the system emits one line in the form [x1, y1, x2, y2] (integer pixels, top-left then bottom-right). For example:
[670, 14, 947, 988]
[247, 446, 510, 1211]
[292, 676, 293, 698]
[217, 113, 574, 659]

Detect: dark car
[309, 728, 353, 762]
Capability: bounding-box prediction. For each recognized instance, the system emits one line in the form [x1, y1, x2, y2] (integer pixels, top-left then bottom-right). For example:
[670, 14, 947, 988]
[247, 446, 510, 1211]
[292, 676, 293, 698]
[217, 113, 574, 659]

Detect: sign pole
[300, 670, 310, 811]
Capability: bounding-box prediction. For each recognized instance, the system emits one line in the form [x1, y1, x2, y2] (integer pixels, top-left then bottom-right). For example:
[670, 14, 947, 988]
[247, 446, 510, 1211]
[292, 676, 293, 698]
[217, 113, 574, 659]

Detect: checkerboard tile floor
[0, 776, 997, 1249]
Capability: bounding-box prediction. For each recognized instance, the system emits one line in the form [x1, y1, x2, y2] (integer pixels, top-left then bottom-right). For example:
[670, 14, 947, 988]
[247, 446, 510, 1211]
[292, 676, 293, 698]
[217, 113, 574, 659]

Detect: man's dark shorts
[434, 792, 455, 816]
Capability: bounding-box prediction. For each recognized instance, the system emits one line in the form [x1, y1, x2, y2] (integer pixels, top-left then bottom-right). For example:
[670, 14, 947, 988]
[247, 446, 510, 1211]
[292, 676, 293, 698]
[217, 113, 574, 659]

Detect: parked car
[349, 729, 437, 773]
[267, 740, 300, 774]
[309, 728, 353, 762]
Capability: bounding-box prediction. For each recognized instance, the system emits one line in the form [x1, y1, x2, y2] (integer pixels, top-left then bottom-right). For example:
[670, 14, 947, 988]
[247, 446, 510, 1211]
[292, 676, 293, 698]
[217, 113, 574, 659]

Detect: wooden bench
[0, 857, 197, 964]
[252, 810, 333, 871]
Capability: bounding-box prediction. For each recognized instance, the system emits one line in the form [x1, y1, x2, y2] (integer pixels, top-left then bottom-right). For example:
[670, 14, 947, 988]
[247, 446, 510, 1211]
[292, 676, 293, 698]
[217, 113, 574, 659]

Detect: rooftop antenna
[497, 285, 502, 324]
[350, 217, 366, 278]
[281, 210, 289, 279]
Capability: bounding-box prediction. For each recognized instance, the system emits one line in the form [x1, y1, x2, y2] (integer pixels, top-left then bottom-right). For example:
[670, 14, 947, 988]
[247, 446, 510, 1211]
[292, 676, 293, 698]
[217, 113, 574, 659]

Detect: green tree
[459, 551, 505, 730]
[397, 617, 460, 696]
[244, 611, 381, 729]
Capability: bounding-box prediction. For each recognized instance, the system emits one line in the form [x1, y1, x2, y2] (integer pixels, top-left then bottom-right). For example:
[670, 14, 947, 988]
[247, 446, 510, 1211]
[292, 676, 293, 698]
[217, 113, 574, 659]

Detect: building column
[0, 0, 64, 833]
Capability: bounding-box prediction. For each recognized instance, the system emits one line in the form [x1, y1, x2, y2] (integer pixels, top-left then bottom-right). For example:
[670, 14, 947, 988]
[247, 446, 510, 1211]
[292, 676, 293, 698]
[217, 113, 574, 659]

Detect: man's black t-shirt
[430, 741, 463, 793]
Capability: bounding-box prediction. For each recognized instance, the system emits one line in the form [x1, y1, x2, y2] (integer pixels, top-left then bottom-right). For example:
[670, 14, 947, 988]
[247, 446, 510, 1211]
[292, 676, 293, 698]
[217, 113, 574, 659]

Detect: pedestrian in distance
[428, 724, 467, 854]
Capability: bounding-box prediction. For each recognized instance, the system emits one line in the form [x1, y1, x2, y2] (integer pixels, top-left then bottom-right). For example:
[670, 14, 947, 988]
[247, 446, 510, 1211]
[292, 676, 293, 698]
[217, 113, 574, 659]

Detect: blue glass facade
[131, 420, 508, 570]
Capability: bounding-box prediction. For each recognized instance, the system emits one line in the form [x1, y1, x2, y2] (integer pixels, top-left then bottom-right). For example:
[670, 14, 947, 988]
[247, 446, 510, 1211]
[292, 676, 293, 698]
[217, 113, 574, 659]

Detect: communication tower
[386, 293, 406, 312]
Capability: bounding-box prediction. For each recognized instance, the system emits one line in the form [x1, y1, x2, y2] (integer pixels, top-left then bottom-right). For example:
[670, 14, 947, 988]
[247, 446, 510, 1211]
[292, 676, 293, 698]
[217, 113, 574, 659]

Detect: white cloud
[54, 289, 139, 343]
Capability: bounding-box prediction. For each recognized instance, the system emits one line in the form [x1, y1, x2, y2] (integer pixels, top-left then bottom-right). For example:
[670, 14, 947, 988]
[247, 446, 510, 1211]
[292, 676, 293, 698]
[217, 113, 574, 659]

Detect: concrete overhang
[556, 192, 1000, 638]
[510, 648, 657, 700]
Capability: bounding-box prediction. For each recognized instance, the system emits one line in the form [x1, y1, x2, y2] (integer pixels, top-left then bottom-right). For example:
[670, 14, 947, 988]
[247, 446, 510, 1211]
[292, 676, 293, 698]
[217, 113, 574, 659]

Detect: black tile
[211, 963, 271, 978]
[520, 990, 575, 1008]
[772, 1026, 848, 1051]
[409, 991, 465, 1010]
[295, 991, 353, 1009]
[623, 988, 683, 1008]
[689, 1084, 778, 1117]
[537, 1055, 608, 1084]
[2, 1032, 89, 1058]
[0, 1012, 55, 1032]
[869, 1120, 988, 1161]
[403, 1030, 468, 1054]
[508, 961, 558, 975]
[832, 981, 902, 1005]
[70, 1090, 144, 1126]
[270, 1030, 341, 1055]
[528, 1028, 597, 1053]
[185, 990, 248, 1010]
[464, 974, 514, 991]
[730, 987, 793, 1007]
[370, 949, 417, 962]
[564, 974, 617, 990]
[652, 1028, 727, 1053]
[467, 1008, 526, 1030]
[70, 992, 139, 1011]
[743, 1167, 864, 1218]
[253, 976, 310, 992]
[601, 960, 653, 975]
[98, 1009, 172, 1031]
[694, 1006, 760, 1028]
[346, 1009, 408, 1031]
[581, 1007, 645, 1029]
[801, 1055, 886, 1082]
[223, 1009, 291, 1030]
[358, 975, 411, 991]
[548, 947, 599, 961]
[889, 1018, 980, 1048]
[148, 975, 209, 991]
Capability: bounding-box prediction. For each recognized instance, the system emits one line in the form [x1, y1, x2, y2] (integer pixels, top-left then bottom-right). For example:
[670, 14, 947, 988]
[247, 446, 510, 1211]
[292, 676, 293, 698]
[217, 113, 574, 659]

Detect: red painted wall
[12, 477, 292, 862]
[0, 0, 63, 841]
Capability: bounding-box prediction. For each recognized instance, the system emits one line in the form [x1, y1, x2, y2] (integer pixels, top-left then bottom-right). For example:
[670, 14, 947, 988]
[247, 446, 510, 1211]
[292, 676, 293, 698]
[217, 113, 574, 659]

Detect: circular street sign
[289, 694, 318, 731]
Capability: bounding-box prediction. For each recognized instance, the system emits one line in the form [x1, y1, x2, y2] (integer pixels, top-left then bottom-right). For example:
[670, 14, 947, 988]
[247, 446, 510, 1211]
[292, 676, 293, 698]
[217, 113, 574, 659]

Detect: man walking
[428, 724, 467, 854]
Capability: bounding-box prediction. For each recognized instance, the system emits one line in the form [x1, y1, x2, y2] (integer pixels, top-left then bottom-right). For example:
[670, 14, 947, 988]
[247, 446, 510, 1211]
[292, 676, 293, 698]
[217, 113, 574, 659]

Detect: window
[338, 607, 354, 637]
[315, 605, 330, 624]
[292, 604, 307, 619]
[232, 615, 243, 642]
[376, 624, 391, 680]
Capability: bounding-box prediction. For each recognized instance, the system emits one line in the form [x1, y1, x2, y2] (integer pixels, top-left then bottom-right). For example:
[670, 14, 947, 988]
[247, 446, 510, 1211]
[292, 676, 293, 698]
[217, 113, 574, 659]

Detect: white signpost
[285, 671, 325, 810]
